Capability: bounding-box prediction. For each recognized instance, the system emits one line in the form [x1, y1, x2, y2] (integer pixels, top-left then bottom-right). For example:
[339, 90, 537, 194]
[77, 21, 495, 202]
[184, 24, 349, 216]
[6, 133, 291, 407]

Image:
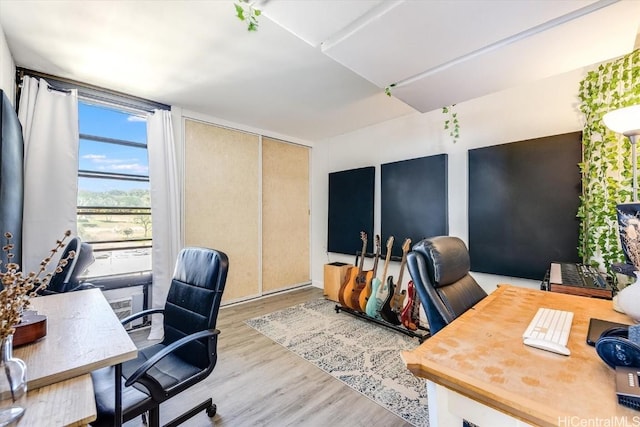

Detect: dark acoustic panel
[468, 132, 582, 280]
[327, 166, 375, 255]
[0, 89, 24, 268]
[381, 155, 448, 258]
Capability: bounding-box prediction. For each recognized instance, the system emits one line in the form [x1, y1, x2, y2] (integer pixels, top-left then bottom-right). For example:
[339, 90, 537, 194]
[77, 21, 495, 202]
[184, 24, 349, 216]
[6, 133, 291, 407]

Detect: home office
[1, 1, 640, 426]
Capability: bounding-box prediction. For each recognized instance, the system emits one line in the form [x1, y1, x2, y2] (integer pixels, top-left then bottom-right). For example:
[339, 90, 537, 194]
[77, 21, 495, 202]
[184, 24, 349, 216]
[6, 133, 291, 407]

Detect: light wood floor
[124, 286, 414, 427]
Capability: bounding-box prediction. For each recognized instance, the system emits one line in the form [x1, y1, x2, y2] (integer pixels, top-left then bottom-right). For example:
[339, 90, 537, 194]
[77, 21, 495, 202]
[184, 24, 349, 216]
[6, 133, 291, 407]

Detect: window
[77, 101, 152, 278]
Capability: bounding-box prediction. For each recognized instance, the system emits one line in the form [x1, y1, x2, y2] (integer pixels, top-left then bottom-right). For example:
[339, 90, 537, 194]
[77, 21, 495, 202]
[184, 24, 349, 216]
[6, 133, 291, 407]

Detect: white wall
[0, 22, 16, 103]
[311, 67, 589, 295]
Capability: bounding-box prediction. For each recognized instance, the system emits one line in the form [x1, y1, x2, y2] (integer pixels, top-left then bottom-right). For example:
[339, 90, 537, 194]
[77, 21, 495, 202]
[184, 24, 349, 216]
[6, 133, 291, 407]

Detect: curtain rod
[15, 68, 170, 113]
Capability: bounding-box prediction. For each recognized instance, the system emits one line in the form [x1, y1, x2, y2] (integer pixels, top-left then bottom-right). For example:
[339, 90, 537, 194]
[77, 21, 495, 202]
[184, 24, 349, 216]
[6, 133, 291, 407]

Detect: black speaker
[596, 327, 640, 369]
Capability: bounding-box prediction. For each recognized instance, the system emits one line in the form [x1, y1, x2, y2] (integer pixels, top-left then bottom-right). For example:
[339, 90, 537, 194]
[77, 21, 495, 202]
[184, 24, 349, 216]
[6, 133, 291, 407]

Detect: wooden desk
[21, 375, 95, 427]
[402, 285, 637, 427]
[14, 289, 138, 426]
[16, 288, 138, 390]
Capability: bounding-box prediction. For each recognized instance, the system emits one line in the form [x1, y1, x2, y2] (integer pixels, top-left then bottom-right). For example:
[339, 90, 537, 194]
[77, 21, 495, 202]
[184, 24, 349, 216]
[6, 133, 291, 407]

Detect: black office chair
[407, 236, 487, 335]
[90, 247, 229, 427]
[41, 236, 96, 294]
[612, 202, 640, 278]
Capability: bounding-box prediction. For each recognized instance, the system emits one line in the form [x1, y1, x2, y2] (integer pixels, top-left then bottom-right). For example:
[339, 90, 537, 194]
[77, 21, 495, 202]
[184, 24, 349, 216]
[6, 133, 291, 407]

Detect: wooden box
[324, 262, 352, 302]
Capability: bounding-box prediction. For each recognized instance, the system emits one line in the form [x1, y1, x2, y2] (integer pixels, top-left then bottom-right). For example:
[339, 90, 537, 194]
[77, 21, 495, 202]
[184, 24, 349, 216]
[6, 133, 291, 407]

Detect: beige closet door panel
[184, 120, 260, 302]
[262, 137, 310, 292]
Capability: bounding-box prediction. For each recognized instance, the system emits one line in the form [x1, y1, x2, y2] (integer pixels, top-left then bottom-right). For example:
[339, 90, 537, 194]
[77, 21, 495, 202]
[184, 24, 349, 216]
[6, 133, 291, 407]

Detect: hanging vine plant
[442, 104, 460, 143]
[578, 48, 640, 273]
[384, 83, 396, 97]
[386, 86, 461, 144]
[235, 0, 261, 31]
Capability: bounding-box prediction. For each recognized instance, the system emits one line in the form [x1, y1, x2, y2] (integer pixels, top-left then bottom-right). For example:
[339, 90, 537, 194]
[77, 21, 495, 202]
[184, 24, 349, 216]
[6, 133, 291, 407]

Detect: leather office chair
[41, 236, 96, 294]
[407, 236, 487, 335]
[612, 202, 640, 278]
[90, 247, 229, 427]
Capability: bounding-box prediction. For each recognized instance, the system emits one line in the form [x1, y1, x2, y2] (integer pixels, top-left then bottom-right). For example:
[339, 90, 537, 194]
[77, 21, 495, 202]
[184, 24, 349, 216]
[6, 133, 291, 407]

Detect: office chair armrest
[65, 282, 103, 292]
[120, 308, 165, 327]
[125, 328, 220, 387]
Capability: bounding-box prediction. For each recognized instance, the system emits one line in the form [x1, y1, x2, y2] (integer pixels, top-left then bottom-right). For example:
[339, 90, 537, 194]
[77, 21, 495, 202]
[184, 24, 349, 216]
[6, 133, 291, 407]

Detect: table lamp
[603, 105, 640, 201]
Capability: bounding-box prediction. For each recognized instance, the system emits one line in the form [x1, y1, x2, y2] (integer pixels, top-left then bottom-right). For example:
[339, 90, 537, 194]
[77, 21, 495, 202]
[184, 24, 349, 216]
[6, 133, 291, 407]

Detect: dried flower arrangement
[622, 217, 640, 271]
[0, 231, 74, 341]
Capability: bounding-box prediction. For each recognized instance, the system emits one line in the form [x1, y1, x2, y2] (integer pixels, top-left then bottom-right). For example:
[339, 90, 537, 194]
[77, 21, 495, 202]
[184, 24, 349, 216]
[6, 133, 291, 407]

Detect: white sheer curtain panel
[18, 76, 78, 273]
[147, 109, 181, 340]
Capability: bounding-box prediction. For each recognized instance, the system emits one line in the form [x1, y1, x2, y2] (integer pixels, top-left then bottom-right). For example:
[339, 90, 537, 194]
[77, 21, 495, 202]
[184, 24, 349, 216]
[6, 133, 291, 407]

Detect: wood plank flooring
[124, 286, 414, 427]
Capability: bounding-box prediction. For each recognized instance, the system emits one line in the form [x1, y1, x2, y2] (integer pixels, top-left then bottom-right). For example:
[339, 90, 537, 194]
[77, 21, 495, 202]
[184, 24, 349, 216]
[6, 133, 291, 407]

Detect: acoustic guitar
[380, 238, 411, 325]
[357, 234, 380, 312]
[401, 280, 421, 331]
[340, 232, 368, 310]
[365, 236, 394, 319]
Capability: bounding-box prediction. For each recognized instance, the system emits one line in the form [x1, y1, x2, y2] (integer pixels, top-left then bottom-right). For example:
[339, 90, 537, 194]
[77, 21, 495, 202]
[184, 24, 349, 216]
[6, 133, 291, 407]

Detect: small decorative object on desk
[0, 231, 74, 425]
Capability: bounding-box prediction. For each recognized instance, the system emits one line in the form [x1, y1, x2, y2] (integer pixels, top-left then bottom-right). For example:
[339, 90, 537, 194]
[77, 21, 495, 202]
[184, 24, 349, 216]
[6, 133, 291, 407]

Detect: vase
[0, 335, 26, 426]
[615, 272, 640, 322]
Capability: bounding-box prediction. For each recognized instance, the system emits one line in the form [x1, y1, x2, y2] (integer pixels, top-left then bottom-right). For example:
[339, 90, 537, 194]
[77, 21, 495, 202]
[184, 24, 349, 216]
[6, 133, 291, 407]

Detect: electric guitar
[379, 238, 411, 325]
[365, 236, 394, 319]
[340, 232, 368, 311]
[357, 234, 380, 312]
[400, 280, 421, 331]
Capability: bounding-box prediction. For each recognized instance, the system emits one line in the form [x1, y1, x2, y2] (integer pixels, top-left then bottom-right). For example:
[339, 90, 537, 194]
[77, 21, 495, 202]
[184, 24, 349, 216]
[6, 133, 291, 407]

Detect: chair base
[162, 398, 216, 427]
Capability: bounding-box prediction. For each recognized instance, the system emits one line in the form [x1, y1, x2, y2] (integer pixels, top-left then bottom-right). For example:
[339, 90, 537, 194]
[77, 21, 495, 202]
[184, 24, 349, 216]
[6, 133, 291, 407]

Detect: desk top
[15, 288, 138, 390]
[21, 374, 95, 427]
[402, 285, 638, 427]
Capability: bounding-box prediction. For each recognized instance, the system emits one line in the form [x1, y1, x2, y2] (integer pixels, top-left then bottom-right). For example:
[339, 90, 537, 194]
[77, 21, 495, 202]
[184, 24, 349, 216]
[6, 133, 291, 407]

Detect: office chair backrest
[163, 247, 229, 370]
[46, 236, 95, 293]
[616, 202, 640, 266]
[407, 236, 487, 335]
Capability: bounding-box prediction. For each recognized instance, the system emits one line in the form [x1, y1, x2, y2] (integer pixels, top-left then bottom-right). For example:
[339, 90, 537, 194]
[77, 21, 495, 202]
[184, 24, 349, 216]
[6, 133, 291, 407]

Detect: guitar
[379, 238, 411, 325]
[357, 234, 380, 312]
[365, 236, 394, 319]
[401, 280, 421, 331]
[340, 232, 368, 311]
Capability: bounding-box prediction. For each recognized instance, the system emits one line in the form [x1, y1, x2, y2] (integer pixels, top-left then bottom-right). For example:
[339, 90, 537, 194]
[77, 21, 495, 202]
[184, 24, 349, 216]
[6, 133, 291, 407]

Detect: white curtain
[18, 76, 78, 273]
[147, 109, 180, 340]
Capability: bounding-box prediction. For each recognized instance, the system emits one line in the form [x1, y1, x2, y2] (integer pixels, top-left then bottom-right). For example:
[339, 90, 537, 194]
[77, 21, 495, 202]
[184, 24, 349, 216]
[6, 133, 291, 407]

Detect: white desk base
[428, 380, 533, 427]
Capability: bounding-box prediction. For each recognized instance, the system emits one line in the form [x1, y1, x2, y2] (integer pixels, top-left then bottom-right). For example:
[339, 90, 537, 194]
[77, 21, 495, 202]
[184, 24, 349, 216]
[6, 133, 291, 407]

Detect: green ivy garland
[235, 0, 261, 32]
[578, 49, 640, 273]
[442, 104, 459, 143]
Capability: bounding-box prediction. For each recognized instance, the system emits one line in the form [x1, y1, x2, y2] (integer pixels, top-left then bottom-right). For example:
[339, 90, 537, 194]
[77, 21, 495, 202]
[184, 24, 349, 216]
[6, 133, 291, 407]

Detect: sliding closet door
[262, 137, 310, 293]
[184, 119, 260, 302]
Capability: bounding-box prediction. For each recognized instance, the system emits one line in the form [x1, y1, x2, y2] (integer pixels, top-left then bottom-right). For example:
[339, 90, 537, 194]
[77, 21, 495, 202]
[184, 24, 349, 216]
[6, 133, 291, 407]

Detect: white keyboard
[522, 307, 573, 356]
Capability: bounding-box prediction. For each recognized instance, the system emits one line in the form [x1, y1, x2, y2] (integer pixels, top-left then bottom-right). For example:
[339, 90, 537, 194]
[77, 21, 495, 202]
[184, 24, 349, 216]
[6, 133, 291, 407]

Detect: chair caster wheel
[206, 403, 217, 418]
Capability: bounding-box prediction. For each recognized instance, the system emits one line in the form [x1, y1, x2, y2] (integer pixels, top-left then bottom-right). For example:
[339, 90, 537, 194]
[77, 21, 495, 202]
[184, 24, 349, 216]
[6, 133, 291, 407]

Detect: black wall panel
[381, 155, 448, 258]
[0, 89, 24, 268]
[468, 132, 582, 280]
[327, 166, 375, 255]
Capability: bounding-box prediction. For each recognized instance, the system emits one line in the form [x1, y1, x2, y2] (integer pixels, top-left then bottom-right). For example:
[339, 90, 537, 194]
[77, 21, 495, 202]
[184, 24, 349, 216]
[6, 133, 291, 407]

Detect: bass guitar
[365, 236, 394, 319]
[379, 238, 411, 325]
[357, 234, 380, 312]
[400, 280, 421, 331]
[340, 232, 368, 311]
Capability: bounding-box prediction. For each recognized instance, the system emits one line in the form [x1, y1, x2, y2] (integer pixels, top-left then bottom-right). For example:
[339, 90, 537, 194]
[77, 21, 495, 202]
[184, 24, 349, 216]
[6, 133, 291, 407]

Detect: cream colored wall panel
[262, 137, 310, 292]
[184, 119, 260, 302]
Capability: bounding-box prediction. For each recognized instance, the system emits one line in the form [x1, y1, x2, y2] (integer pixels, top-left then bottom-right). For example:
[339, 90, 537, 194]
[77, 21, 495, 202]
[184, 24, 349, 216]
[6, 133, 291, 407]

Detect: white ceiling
[0, 0, 638, 142]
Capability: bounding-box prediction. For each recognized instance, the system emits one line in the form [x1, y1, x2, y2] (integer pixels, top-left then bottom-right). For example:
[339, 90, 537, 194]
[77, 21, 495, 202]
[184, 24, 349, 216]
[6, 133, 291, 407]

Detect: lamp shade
[603, 105, 640, 136]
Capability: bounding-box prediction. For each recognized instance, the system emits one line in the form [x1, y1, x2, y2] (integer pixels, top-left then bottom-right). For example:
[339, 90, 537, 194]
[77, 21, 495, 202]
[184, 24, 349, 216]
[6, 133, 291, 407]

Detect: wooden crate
[324, 262, 353, 302]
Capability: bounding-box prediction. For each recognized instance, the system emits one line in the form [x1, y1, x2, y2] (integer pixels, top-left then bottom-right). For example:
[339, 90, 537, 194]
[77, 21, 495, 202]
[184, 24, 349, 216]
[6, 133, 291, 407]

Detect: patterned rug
[245, 298, 429, 426]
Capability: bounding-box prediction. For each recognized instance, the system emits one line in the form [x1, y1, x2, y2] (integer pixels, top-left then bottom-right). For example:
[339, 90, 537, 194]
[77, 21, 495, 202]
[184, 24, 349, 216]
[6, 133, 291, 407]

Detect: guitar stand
[334, 304, 430, 343]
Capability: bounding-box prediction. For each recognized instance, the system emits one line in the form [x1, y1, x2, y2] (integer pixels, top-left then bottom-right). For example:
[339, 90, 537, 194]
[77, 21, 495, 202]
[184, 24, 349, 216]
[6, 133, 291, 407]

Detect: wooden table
[21, 375, 95, 427]
[402, 285, 638, 427]
[14, 288, 138, 426]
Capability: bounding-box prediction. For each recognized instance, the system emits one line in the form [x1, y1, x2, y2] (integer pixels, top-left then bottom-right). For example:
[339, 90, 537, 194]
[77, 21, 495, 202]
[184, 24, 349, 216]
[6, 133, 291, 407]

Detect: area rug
[245, 298, 429, 426]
